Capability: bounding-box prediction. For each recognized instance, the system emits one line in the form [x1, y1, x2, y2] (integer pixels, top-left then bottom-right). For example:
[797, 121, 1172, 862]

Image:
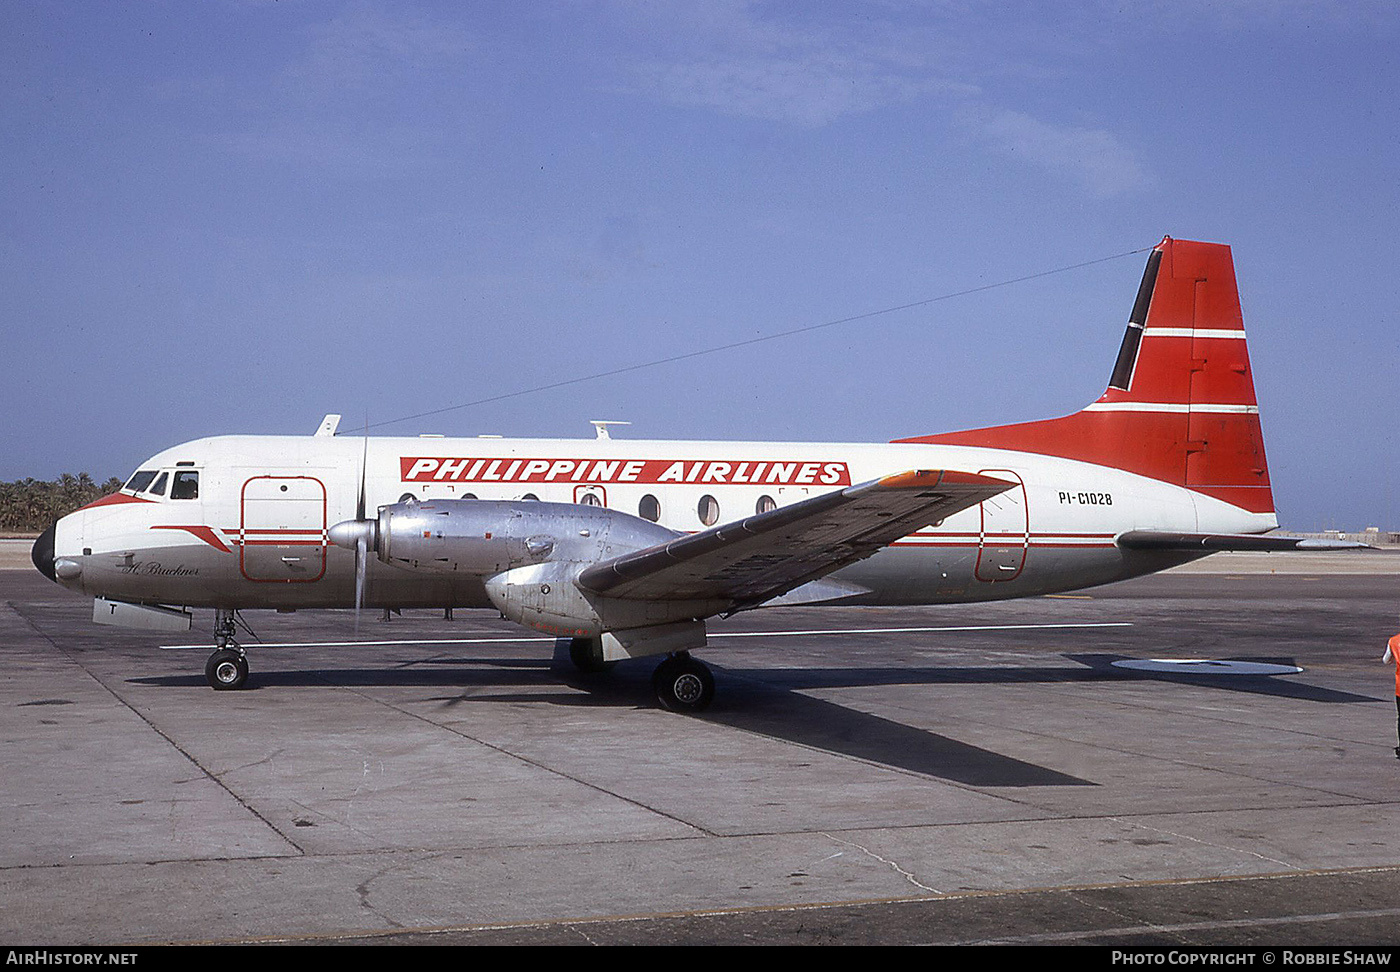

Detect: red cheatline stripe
[149, 525, 231, 553]
[240, 539, 327, 547]
[78, 492, 154, 511]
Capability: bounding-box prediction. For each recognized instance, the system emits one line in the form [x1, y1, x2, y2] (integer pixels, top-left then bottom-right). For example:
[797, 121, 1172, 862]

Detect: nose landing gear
[205, 609, 249, 690]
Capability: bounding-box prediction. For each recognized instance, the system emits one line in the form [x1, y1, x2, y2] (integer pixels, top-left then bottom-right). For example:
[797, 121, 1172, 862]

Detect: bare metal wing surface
[1116, 531, 1372, 552]
[578, 469, 1014, 607]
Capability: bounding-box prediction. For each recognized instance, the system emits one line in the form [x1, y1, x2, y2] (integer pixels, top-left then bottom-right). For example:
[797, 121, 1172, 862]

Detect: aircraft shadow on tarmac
[127, 651, 1378, 790]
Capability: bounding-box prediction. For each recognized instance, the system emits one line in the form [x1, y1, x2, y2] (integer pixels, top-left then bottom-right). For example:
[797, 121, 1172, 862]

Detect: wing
[578, 469, 1014, 607]
[1117, 531, 1374, 551]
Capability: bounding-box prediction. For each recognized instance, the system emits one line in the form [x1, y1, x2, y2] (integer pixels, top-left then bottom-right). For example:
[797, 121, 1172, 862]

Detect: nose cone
[31, 524, 56, 582]
[328, 519, 377, 552]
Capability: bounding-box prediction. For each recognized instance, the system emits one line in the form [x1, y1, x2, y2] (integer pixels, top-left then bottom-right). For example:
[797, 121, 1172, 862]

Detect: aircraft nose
[31, 524, 56, 582]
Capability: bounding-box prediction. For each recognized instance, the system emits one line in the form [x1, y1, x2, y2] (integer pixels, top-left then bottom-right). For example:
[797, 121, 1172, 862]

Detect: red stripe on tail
[894, 237, 1274, 514]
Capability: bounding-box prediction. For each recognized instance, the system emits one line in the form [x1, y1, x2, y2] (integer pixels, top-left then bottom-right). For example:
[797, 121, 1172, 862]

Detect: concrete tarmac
[2, 553, 1399, 945]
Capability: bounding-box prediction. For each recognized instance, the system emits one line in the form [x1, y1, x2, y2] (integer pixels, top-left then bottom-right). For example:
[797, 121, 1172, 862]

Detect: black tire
[567, 637, 615, 674]
[652, 655, 714, 713]
[205, 649, 248, 690]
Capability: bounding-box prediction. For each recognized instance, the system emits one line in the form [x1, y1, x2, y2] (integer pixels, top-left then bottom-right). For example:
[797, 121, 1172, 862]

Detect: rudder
[896, 237, 1274, 515]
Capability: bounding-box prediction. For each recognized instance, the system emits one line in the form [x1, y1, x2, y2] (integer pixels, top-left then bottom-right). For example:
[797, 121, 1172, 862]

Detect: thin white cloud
[287, 2, 473, 91]
[972, 107, 1154, 197]
[614, 0, 976, 126]
[636, 54, 971, 127]
[612, 3, 1155, 192]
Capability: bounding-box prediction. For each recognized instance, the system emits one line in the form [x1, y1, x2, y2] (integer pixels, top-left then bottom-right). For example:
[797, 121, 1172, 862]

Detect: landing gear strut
[205, 609, 249, 690]
[652, 653, 714, 713]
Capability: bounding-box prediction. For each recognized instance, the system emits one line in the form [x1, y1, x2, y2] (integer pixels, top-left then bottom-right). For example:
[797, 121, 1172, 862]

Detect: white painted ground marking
[161, 621, 1132, 650]
[969, 907, 1400, 946]
[1112, 658, 1302, 675]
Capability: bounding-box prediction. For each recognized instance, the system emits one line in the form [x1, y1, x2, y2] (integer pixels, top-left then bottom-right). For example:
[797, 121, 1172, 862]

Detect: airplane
[30, 236, 1357, 712]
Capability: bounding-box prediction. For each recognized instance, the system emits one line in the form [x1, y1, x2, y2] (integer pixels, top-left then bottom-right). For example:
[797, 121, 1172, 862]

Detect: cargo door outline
[239, 476, 327, 582]
[975, 469, 1028, 582]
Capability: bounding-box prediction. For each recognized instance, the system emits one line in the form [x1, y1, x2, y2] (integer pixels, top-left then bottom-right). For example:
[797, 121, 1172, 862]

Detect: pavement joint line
[819, 832, 942, 894]
[283, 795, 389, 847]
[304, 671, 722, 839]
[5, 600, 308, 857]
[563, 923, 603, 946]
[6, 795, 1392, 870]
[353, 853, 441, 930]
[154, 863, 1400, 946]
[1059, 887, 1192, 946]
[1107, 815, 1298, 872]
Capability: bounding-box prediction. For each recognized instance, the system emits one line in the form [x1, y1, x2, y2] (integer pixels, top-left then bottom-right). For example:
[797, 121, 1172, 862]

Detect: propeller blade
[356, 419, 368, 522]
[354, 535, 367, 636]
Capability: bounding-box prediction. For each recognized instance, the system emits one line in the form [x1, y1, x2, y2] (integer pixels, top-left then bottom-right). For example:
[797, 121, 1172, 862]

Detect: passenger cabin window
[125, 470, 157, 493]
[170, 470, 199, 500]
[756, 495, 777, 514]
[148, 472, 169, 497]
[698, 494, 720, 526]
[638, 494, 660, 522]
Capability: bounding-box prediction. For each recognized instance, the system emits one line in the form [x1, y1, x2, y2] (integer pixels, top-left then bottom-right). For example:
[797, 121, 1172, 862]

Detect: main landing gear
[651, 652, 715, 713]
[559, 639, 716, 712]
[205, 609, 249, 690]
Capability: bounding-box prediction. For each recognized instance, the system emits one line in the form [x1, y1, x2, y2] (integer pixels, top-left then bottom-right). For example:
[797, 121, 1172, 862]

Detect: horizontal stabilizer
[897, 238, 1276, 517]
[578, 469, 1013, 606]
[1117, 531, 1374, 552]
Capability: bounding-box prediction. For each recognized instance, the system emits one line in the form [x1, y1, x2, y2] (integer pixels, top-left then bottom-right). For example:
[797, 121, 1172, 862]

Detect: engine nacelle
[367, 498, 678, 575]
[333, 499, 726, 641]
[481, 560, 724, 639]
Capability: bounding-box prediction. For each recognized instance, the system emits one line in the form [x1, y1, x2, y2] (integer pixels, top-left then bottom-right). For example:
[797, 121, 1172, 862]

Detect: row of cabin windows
[120, 472, 774, 523]
[397, 489, 780, 526]
[656, 492, 777, 526]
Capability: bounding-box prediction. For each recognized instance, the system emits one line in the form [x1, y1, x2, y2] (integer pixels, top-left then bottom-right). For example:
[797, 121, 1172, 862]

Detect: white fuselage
[50, 432, 1275, 612]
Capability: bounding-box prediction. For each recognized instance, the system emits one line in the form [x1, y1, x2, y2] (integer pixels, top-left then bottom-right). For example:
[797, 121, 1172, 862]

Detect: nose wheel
[205, 648, 249, 690]
[206, 609, 250, 691]
[652, 653, 714, 713]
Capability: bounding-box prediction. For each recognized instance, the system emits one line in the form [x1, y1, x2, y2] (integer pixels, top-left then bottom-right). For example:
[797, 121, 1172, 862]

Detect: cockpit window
[171, 470, 199, 500]
[125, 470, 157, 493]
[148, 472, 169, 497]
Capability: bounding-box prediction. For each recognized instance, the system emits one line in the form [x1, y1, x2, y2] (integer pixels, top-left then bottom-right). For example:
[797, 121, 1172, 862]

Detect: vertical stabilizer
[896, 238, 1274, 514]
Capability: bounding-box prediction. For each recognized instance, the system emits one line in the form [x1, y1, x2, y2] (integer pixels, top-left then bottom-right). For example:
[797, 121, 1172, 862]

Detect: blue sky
[3, 1, 1396, 530]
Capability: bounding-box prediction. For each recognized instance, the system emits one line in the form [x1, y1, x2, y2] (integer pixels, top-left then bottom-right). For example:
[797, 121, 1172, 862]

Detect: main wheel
[652, 654, 714, 713]
[205, 649, 249, 690]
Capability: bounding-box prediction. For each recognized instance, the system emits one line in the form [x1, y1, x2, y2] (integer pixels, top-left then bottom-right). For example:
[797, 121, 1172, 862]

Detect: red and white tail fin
[896, 237, 1274, 515]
